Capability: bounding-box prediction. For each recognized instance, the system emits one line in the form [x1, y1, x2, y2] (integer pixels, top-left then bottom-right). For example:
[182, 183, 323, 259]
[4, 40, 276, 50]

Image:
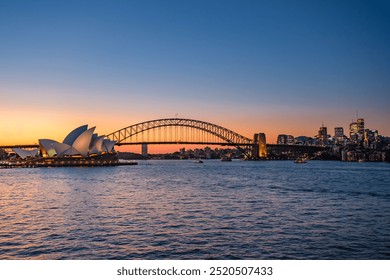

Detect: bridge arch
[106, 118, 253, 154]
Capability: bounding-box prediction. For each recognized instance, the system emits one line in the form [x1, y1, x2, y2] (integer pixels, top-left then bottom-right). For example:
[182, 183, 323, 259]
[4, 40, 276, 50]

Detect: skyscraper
[349, 121, 358, 143]
[357, 118, 365, 134]
[350, 118, 365, 144]
[335, 127, 344, 137]
[357, 118, 365, 143]
[318, 125, 328, 145]
[334, 127, 345, 144]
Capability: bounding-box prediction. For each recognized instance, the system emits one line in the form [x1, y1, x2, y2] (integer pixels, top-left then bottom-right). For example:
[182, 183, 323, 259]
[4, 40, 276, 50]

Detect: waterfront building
[37, 125, 116, 158]
[277, 134, 294, 145]
[277, 134, 287, 145]
[10, 125, 118, 167]
[294, 136, 314, 146]
[277, 134, 286, 145]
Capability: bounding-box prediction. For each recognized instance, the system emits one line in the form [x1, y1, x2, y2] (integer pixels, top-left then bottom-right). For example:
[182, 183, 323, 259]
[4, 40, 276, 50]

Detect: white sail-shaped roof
[52, 143, 72, 156]
[102, 139, 116, 152]
[39, 139, 60, 157]
[12, 148, 39, 159]
[63, 125, 88, 146]
[72, 127, 95, 157]
[37, 125, 115, 158]
[90, 136, 104, 154]
[62, 146, 81, 156]
[90, 133, 98, 145]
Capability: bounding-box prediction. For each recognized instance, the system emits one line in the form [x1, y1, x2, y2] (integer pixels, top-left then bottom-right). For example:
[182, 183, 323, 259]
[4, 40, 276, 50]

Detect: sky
[1, 0, 389, 152]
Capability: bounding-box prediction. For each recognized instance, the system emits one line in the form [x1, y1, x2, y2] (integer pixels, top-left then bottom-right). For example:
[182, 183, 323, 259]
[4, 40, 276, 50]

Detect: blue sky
[1, 0, 389, 144]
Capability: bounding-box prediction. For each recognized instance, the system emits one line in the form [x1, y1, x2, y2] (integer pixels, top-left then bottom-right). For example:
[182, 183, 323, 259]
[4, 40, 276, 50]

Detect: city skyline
[1, 0, 389, 152]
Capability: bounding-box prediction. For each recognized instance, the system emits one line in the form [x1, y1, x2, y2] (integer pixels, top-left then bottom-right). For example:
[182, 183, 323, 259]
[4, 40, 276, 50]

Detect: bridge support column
[259, 133, 267, 159]
[252, 133, 267, 159]
[252, 134, 259, 159]
[141, 143, 148, 158]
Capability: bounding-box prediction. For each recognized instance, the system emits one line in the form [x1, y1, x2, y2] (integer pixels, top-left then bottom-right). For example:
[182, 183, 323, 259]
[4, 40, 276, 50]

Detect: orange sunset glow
[2, 0, 390, 271]
[1, 0, 389, 153]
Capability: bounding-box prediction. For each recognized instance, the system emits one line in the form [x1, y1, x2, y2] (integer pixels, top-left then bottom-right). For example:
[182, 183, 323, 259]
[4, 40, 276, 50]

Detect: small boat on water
[221, 157, 232, 162]
[194, 159, 204, 163]
[294, 157, 308, 164]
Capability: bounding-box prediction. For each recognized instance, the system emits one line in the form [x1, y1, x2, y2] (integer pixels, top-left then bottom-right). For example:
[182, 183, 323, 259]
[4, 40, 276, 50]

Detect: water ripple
[0, 160, 389, 259]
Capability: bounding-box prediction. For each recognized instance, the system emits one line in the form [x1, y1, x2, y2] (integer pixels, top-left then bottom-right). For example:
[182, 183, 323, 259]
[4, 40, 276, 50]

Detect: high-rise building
[364, 129, 379, 147]
[335, 127, 344, 137]
[334, 127, 345, 144]
[318, 126, 328, 145]
[357, 118, 365, 143]
[350, 118, 365, 144]
[349, 121, 358, 143]
[357, 118, 365, 134]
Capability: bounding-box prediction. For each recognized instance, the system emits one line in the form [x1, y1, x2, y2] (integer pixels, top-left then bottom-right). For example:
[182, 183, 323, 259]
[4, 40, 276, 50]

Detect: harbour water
[1, 160, 389, 259]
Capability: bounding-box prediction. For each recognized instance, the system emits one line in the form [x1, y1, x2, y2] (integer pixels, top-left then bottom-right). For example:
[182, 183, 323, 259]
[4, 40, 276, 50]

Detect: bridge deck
[0, 143, 326, 149]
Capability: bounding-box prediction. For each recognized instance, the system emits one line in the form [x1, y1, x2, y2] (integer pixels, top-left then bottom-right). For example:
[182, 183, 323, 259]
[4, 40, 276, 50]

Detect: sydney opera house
[10, 125, 119, 167]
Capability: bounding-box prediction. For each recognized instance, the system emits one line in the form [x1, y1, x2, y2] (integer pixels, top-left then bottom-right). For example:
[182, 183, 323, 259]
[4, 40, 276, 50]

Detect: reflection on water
[1, 160, 390, 259]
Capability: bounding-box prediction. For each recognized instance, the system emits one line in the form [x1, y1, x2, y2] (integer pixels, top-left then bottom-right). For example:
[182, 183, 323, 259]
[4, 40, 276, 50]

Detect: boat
[221, 157, 232, 162]
[194, 159, 203, 163]
[294, 157, 308, 163]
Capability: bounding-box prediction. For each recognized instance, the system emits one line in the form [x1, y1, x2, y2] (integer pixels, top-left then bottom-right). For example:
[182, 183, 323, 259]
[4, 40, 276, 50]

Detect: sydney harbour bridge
[0, 118, 323, 159]
[105, 118, 266, 158]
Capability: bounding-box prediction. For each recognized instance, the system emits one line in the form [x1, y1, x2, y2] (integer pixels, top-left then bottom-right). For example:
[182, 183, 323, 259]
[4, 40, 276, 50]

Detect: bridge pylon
[251, 133, 267, 159]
